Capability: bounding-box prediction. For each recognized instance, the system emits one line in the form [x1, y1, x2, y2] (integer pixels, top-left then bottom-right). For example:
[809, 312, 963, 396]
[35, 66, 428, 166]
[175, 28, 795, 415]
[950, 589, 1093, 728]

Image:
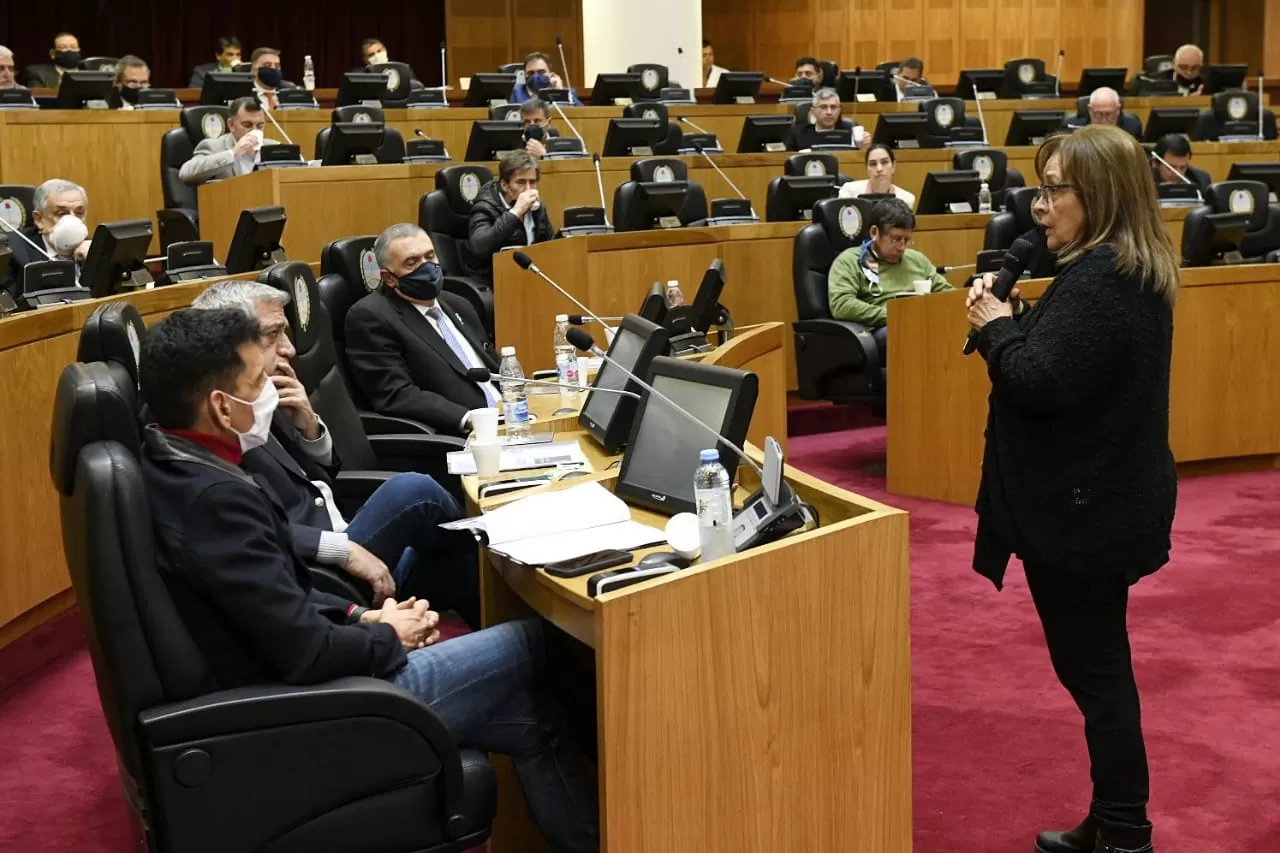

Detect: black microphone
[464, 366, 638, 398]
[962, 229, 1045, 355]
[568, 314, 624, 325]
[511, 251, 615, 332]
[938, 263, 976, 274]
[555, 34, 572, 91]
[592, 153, 611, 227]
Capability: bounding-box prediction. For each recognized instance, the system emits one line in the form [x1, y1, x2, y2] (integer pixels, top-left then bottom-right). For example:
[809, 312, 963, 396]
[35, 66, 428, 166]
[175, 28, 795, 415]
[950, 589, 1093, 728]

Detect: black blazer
[2, 226, 54, 299]
[140, 427, 405, 689]
[461, 180, 555, 283]
[786, 118, 858, 152]
[188, 62, 221, 89]
[345, 287, 500, 435]
[19, 64, 62, 89]
[973, 245, 1176, 588]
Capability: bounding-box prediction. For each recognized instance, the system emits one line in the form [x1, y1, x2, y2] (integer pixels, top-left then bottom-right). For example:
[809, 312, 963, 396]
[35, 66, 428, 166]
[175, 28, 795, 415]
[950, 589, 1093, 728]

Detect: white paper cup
[460, 76, 472, 91]
[470, 441, 502, 479]
[470, 407, 500, 442]
[852, 125, 867, 145]
[913, 279, 932, 295]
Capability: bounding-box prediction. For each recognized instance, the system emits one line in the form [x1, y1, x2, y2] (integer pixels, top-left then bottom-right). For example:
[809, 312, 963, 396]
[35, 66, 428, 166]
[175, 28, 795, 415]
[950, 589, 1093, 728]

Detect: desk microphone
[568, 314, 623, 325]
[0, 216, 55, 259]
[676, 115, 712, 135]
[1147, 149, 1203, 201]
[937, 262, 975, 274]
[591, 154, 612, 226]
[962, 228, 1045, 356]
[556, 35, 573, 92]
[1053, 50, 1064, 98]
[511, 251, 615, 333]
[1259, 72, 1266, 141]
[439, 41, 448, 91]
[464, 367, 637, 398]
[971, 83, 990, 145]
[688, 140, 759, 221]
[261, 105, 295, 145]
[766, 77, 795, 88]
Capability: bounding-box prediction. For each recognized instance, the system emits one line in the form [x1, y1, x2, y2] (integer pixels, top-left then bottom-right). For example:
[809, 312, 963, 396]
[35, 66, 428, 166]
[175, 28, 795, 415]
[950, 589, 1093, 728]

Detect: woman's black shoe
[1093, 822, 1154, 852]
[1035, 816, 1099, 853]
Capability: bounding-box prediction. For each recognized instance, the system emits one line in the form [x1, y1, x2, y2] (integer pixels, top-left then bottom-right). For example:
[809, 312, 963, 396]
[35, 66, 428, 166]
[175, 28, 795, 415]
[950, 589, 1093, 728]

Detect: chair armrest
[793, 317, 879, 370]
[367, 434, 467, 501]
[307, 563, 372, 607]
[333, 469, 397, 512]
[359, 411, 436, 435]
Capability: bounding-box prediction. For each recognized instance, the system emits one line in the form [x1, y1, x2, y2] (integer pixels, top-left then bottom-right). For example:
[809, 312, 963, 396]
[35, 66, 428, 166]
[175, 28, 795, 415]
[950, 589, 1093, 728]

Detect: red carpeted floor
[3, 413, 1280, 852]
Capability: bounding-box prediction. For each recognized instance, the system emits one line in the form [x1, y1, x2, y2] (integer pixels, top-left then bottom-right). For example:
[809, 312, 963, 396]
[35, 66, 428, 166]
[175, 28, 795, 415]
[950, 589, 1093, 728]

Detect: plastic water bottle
[498, 346, 532, 441]
[303, 55, 316, 91]
[694, 449, 735, 562]
[553, 314, 581, 397]
[977, 182, 993, 213]
[665, 279, 686, 307]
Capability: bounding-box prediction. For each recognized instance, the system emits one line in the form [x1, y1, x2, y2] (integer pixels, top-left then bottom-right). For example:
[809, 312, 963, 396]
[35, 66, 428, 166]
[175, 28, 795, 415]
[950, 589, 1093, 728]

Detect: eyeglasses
[1035, 183, 1076, 206]
[878, 233, 913, 247]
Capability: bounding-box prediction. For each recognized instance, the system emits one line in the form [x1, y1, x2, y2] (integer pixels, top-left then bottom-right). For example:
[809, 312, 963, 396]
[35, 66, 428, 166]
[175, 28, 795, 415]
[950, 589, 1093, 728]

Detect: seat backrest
[920, 97, 967, 135]
[49, 360, 214, 792]
[792, 197, 872, 321]
[257, 261, 379, 469]
[498, 62, 524, 75]
[317, 235, 381, 405]
[624, 100, 669, 124]
[785, 153, 840, 178]
[377, 126, 406, 164]
[794, 102, 813, 125]
[626, 63, 669, 97]
[314, 126, 332, 163]
[489, 103, 524, 122]
[1206, 180, 1270, 233]
[1076, 95, 1089, 118]
[611, 179, 709, 230]
[81, 56, 119, 72]
[1004, 57, 1046, 85]
[333, 104, 385, 124]
[1144, 54, 1174, 77]
[179, 105, 231, 146]
[420, 165, 493, 275]
[159, 128, 197, 210]
[630, 157, 688, 183]
[1211, 90, 1258, 125]
[817, 61, 840, 88]
[434, 164, 494, 218]
[0, 184, 38, 230]
[953, 147, 1010, 189]
[77, 302, 146, 390]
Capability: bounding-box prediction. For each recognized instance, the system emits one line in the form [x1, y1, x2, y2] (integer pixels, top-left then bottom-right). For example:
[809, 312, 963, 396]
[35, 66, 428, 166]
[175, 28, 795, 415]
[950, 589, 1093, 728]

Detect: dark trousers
[1024, 562, 1150, 827]
[873, 325, 888, 367]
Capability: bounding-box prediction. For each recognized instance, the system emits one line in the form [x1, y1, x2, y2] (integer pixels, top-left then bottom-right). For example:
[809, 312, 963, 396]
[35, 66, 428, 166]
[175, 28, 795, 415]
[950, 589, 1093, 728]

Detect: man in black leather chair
[1064, 87, 1142, 140]
[139, 307, 600, 853]
[1151, 133, 1211, 191]
[462, 150, 555, 285]
[193, 280, 478, 622]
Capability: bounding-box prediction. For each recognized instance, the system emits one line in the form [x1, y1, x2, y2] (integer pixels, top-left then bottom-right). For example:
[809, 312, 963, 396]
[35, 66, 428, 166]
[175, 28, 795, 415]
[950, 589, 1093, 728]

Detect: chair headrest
[626, 63, 669, 94]
[1207, 180, 1269, 231]
[0, 184, 37, 231]
[180, 106, 231, 144]
[77, 302, 146, 388]
[785, 153, 839, 178]
[1076, 95, 1089, 116]
[50, 362, 140, 496]
[813, 197, 872, 248]
[258, 261, 325, 357]
[1211, 90, 1259, 124]
[921, 97, 966, 133]
[953, 148, 1008, 187]
[1004, 57, 1046, 81]
[631, 157, 688, 183]
[368, 62, 412, 100]
[1006, 186, 1040, 229]
[436, 164, 494, 210]
[624, 101, 669, 124]
[321, 235, 381, 296]
[490, 103, 524, 122]
[333, 104, 385, 125]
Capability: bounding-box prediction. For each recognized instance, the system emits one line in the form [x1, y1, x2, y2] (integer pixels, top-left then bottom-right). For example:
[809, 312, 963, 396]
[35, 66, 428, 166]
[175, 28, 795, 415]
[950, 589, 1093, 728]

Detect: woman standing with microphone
[965, 125, 1178, 853]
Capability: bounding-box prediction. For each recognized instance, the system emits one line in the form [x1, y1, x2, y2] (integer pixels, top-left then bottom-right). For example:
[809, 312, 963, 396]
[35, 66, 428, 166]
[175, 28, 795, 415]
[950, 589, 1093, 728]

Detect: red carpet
[3, 414, 1280, 851]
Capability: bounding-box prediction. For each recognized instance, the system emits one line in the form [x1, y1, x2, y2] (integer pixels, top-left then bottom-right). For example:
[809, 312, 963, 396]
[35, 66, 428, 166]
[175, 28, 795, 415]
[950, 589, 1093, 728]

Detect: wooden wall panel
[703, 0, 755, 75]
[443, 0, 583, 92]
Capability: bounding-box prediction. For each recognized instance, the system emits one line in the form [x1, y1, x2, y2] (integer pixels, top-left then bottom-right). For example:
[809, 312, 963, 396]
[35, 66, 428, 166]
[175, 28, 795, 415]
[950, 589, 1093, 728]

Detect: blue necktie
[428, 306, 499, 406]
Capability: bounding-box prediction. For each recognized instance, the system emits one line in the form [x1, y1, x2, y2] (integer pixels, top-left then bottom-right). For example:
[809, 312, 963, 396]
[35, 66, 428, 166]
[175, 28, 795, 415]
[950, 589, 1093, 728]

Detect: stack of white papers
[446, 441, 588, 475]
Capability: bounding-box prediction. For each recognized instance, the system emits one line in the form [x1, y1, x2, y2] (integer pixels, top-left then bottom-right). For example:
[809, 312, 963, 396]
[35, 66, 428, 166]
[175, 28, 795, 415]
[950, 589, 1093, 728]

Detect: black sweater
[461, 180, 555, 283]
[973, 245, 1177, 588]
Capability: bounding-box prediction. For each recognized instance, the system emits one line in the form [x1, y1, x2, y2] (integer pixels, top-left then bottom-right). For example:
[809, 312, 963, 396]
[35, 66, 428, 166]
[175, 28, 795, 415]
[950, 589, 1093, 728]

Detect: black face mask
[523, 123, 545, 141]
[393, 262, 443, 301]
[120, 86, 144, 105]
[54, 50, 81, 69]
[1175, 72, 1201, 89]
[257, 67, 283, 88]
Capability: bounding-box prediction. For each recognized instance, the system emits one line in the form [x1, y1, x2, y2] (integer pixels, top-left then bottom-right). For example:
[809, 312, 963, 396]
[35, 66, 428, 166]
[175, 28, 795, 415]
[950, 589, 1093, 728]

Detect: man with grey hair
[462, 149, 554, 284]
[0, 46, 17, 89]
[786, 87, 870, 151]
[1065, 87, 1142, 139]
[179, 96, 278, 185]
[2, 178, 92, 299]
[1173, 43, 1204, 95]
[347, 223, 501, 436]
[191, 279, 478, 622]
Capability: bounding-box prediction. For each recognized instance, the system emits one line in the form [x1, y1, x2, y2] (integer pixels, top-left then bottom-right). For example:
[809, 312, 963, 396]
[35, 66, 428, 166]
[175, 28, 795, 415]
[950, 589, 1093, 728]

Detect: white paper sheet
[440, 481, 630, 546]
[492, 520, 666, 565]
[446, 441, 588, 475]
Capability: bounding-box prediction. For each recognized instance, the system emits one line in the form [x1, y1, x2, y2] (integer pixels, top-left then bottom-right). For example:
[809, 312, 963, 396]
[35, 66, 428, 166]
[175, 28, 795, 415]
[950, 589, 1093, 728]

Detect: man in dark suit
[20, 32, 82, 89]
[347, 224, 504, 436]
[188, 35, 242, 90]
[786, 87, 870, 151]
[136, 307, 599, 851]
[462, 150, 555, 285]
[1152, 133, 1212, 191]
[191, 280, 477, 623]
[1, 178, 92, 300]
[1065, 87, 1143, 140]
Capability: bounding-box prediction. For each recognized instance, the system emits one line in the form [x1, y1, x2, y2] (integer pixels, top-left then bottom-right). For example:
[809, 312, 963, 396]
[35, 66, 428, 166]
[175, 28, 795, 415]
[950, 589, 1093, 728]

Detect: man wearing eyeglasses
[1065, 87, 1142, 140]
[827, 198, 953, 365]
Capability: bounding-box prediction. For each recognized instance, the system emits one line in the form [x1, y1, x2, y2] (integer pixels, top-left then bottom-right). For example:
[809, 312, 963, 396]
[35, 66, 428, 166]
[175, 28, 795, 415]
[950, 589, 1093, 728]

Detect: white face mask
[369, 50, 388, 66]
[225, 379, 279, 453]
[48, 213, 88, 255]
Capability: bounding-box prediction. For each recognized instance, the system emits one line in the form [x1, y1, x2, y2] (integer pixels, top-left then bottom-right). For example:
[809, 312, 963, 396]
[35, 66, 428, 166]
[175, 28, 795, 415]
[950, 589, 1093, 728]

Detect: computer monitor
[1078, 67, 1128, 98]
[665, 259, 727, 353]
[872, 113, 928, 149]
[407, 88, 448, 109]
[779, 83, 814, 103]
[1156, 183, 1202, 207]
[1203, 64, 1248, 95]
[1228, 162, 1280, 203]
[321, 122, 386, 166]
[463, 73, 518, 108]
[916, 170, 981, 215]
[713, 72, 765, 104]
[336, 72, 388, 107]
[956, 69, 1006, 99]
[578, 314, 670, 454]
[199, 71, 255, 106]
[133, 88, 181, 110]
[1004, 110, 1067, 146]
[602, 117, 666, 157]
[460, 120, 522, 161]
[1142, 108, 1202, 142]
[22, 260, 87, 308]
[617, 181, 689, 231]
[737, 115, 794, 153]
[1181, 211, 1249, 267]
[80, 219, 154, 298]
[162, 240, 228, 283]
[836, 70, 892, 103]
[765, 175, 837, 221]
[276, 88, 319, 110]
[225, 205, 287, 274]
[590, 73, 643, 106]
[257, 143, 306, 169]
[54, 71, 114, 109]
[1131, 76, 1178, 96]
[615, 357, 759, 514]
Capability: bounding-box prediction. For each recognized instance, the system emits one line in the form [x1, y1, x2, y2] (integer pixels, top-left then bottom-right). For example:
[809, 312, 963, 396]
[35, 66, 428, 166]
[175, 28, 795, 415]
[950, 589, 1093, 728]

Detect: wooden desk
[885, 263, 1280, 505]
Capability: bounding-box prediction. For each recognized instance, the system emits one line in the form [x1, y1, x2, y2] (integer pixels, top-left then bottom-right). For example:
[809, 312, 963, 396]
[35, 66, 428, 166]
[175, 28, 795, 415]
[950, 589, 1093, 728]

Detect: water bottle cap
[555, 314, 568, 322]
[980, 181, 989, 188]
[500, 345, 516, 356]
[699, 449, 719, 462]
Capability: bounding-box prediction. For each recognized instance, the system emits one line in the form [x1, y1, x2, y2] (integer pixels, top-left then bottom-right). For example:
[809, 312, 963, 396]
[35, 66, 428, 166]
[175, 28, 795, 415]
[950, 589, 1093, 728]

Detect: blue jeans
[345, 473, 479, 627]
[391, 619, 600, 853]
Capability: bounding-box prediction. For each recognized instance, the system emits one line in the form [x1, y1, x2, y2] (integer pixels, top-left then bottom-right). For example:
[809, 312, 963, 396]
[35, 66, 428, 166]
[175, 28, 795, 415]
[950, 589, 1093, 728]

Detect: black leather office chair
[497, 62, 523, 75]
[612, 158, 710, 230]
[156, 107, 229, 251]
[981, 185, 1058, 277]
[257, 261, 466, 502]
[626, 63, 669, 99]
[817, 61, 840, 88]
[784, 153, 853, 185]
[49, 359, 496, 853]
[81, 56, 119, 72]
[489, 103, 524, 122]
[315, 105, 407, 164]
[0, 184, 37, 229]
[792, 197, 884, 406]
[952, 148, 1025, 210]
[1002, 57, 1053, 98]
[1144, 55, 1174, 77]
[418, 165, 496, 337]
[317, 235, 385, 407]
[1193, 91, 1279, 141]
[1204, 179, 1280, 260]
[622, 102, 682, 154]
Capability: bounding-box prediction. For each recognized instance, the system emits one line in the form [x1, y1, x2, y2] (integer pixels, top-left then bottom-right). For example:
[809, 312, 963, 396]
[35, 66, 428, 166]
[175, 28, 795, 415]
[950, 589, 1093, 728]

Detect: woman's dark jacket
[973, 244, 1177, 588]
[461, 180, 555, 283]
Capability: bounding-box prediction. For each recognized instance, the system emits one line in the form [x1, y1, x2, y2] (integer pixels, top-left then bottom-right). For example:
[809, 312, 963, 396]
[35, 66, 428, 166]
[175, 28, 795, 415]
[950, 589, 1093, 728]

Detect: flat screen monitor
[463, 120, 524, 161]
[872, 113, 928, 149]
[1227, 162, 1280, 203]
[337, 72, 389, 107]
[737, 115, 794, 153]
[713, 72, 765, 105]
[1156, 182, 1202, 207]
[617, 181, 689, 232]
[590, 73, 643, 106]
[321, 122, 386, 166]
[134, 88, 181, 110]
[199, 71, 254, 106]
[55, 71, 114, 109]
[1142, 108, 1202, 142]
[1203, 64, 1248, 95]
[917, 170, 981, 215]
[765, 175, 836, 222]
[276, 88, 319, 110]
[602, 117, 666, 157]
[1181, 211, 1249, 267]
[1078, 67, 1128, 98]
[22, 260, 87, 307]
[0, 88, 37, 109]
[225, 205, 287, 274]
[615, 357, 759, 515]
[956, 69, 1005, 99]
[578, 314, 669, 454]
[80, 219, 154, 298]
[1004, 110, 1067, 146]
[836, 70, 893, 103]
[464, 73, 518, 108]
[779, 83, 814, 103]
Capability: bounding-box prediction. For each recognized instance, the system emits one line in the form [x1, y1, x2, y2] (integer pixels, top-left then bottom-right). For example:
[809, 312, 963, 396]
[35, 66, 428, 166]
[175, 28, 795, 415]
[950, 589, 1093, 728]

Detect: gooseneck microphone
[568, 314, 623, 325]
[0, 216, 55, 260]
[962, 228, 1046, 355]
[1147, 149, 1203, 201]
[972, 83, 990, 145]
[1053, 50, 1064, 98]
[592, 154, 611, 227]
[261, 105, 295, 145]
[439, 42, 448, 91]
[556, 35, 572, 91]
[465, 367, 638, 398]
[548, 98, 586, 146]
[937, 262, 976, 274]
[512, 251, 615, 333]
[677, 115, 712, 135]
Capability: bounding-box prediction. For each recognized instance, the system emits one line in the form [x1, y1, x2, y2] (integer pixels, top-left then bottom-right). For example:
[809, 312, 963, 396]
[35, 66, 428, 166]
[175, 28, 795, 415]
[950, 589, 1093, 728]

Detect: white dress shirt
[839, 179, 917, 210]
[416, 300, 502, 408]
[705, 65, 729, 88]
